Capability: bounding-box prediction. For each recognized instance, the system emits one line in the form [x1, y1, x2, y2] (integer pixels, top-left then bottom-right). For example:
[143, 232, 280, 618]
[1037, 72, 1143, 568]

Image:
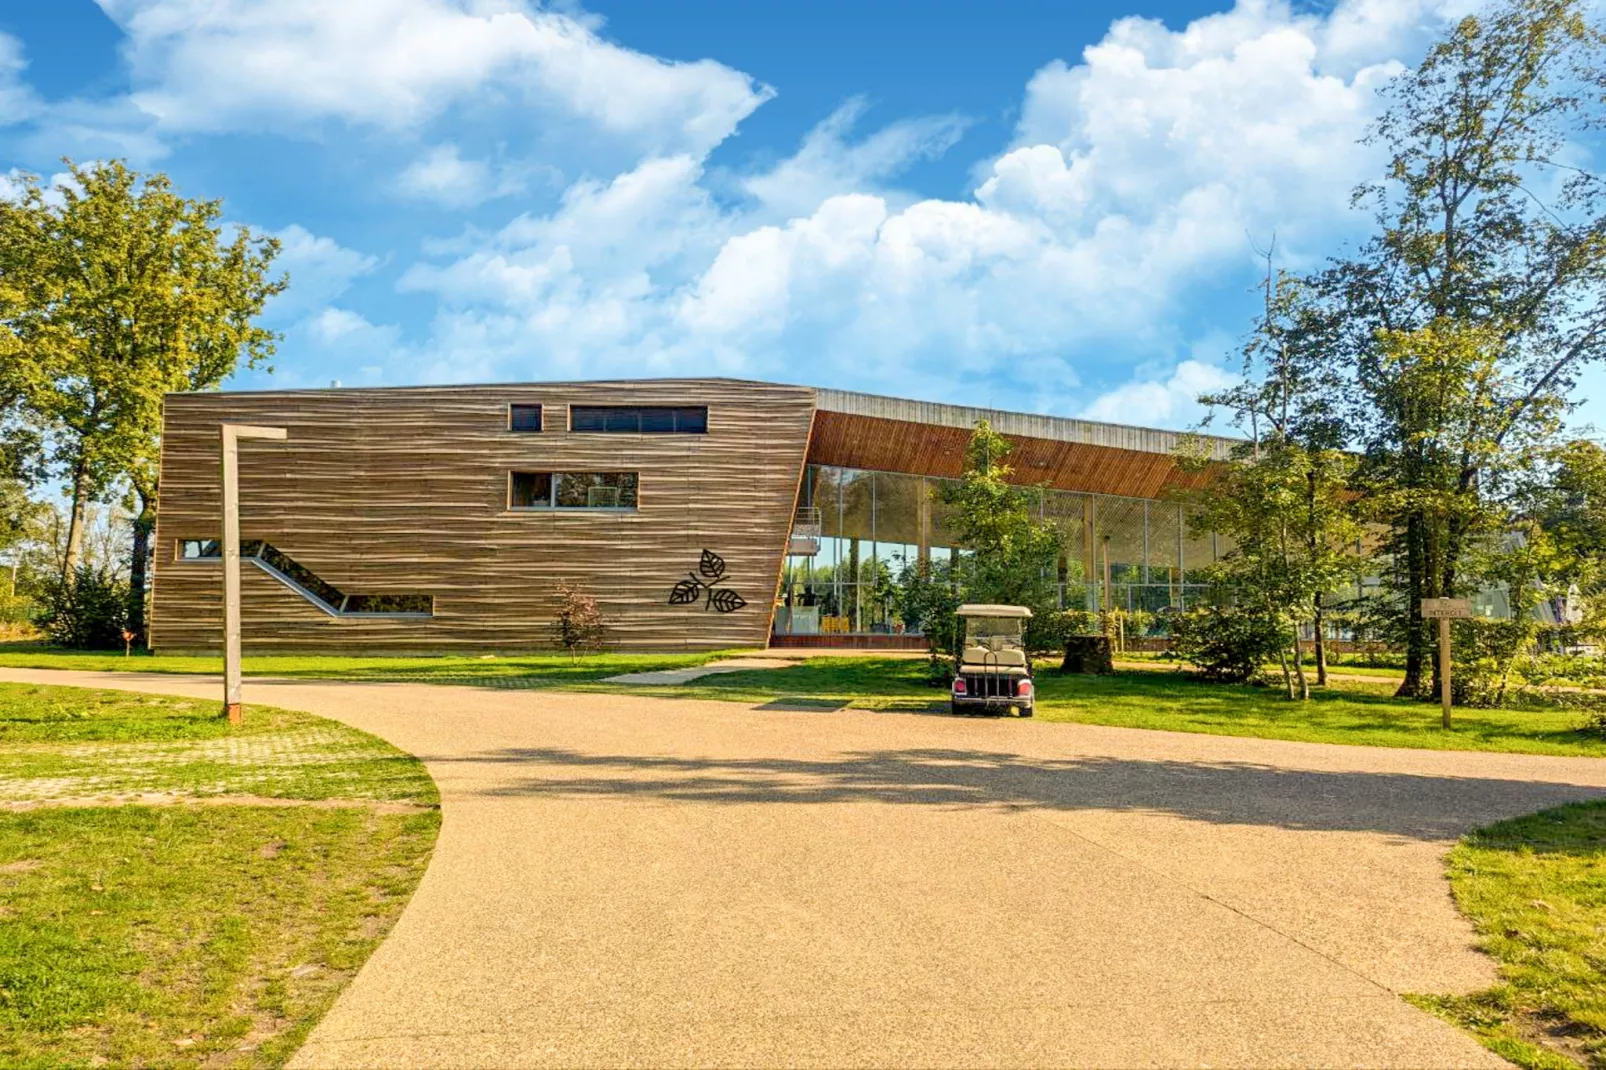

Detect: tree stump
[1061, 635, 1114, 674]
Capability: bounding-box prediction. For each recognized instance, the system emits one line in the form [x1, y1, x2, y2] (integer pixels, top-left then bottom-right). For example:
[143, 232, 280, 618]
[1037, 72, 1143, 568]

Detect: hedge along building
[148, 378, 1238, 653]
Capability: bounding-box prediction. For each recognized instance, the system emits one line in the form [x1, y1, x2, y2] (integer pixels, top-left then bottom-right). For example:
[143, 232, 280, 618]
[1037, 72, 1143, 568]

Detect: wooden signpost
[1420, 597, 1473, 729]
[221, 423, 288, 724]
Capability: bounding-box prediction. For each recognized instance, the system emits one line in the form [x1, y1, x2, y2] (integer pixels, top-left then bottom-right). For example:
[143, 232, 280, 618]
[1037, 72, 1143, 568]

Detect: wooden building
[149, 378, 1237, 653]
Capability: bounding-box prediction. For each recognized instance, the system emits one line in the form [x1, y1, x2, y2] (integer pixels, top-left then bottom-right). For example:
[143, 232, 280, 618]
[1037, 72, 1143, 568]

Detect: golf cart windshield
[963, 616, 1025, 649]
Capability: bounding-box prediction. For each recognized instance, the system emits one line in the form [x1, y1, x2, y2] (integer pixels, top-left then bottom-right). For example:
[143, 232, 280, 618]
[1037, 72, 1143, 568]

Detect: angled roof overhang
[806, 388, 1238, 499]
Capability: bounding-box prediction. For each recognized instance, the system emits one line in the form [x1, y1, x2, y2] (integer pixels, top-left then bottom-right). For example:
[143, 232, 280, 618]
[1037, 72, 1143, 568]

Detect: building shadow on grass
[430, 746, 1606, 841]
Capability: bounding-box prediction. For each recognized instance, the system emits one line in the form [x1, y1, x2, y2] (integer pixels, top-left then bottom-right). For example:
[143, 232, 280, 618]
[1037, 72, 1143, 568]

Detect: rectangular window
[569, 406, 707, 434]
[509, 471, 638, 510]
[177, 539, 220, 560]
[509, 404, 542, 432]
[510, 471, 554, 509]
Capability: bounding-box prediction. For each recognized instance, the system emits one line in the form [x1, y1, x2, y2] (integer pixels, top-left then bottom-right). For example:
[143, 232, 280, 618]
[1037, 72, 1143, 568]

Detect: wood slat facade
[150, 377, 1234, 653]
[150, 379, 816, 653]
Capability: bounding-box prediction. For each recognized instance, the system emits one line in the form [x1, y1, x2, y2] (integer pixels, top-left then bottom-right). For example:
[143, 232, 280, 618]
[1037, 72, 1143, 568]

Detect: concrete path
[6, 667, 1606, 1068]
[603, 656, 798, 685]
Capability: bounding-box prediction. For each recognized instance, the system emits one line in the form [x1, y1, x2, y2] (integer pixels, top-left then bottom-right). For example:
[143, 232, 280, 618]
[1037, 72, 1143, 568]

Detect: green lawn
[1410, 800, 1606, 1070]
[0, 683, 437, 804]
[623, 657, 1606, 757]
[0, 684, 441, 1067]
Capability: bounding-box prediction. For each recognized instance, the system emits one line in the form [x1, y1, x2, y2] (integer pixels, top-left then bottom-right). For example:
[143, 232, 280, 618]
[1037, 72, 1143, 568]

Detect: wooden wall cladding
[150, 380, 816, 653]
[805, 411, 1219, 498]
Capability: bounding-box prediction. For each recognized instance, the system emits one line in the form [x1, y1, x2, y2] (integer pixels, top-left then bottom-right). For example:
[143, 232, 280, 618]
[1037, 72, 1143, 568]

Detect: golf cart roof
[955, 604, 1034, 618]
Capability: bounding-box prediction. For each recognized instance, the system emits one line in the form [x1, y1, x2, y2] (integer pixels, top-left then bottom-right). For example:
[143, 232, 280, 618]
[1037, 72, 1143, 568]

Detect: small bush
[1170, 604, 1291, 683]
[551, 582, 605, 655]
[0, 590, 34, 626]
[1450, 617, 1534, 708]
[36, 566, 129, 650]
[1027, 609, 1098, 654]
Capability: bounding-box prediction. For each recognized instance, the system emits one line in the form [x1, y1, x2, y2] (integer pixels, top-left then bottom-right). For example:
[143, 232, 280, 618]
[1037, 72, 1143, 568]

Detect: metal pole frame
[221, 423, 288, 723]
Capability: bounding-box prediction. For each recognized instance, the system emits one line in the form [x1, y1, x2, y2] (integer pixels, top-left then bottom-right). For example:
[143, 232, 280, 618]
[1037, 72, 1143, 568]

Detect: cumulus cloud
[386, 0, 1447, 414]
[96, 0, 771, 158]
[1080, 358, 1239, 427]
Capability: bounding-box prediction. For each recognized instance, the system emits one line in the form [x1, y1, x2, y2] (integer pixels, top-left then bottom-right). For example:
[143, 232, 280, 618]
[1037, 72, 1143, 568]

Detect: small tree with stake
[552, 582, 605, 656]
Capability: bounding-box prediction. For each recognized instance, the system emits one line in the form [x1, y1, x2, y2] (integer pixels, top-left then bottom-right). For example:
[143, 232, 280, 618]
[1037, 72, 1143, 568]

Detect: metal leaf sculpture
[668, 549, 746, 613]
[708, 588, 747, 613]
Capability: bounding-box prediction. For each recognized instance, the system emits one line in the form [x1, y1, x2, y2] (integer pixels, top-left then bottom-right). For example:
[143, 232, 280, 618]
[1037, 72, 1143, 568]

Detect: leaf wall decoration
[698, 549, 727, 580]
[669, 579, 704, 605]
[708, 588, 747, 613]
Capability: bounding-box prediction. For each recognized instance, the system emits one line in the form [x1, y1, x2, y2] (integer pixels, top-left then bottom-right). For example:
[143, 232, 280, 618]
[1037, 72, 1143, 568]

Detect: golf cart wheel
[1019, 706, 1034, 718]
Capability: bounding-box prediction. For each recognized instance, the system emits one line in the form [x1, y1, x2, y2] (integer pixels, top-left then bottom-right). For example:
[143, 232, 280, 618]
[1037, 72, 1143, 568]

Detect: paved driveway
[6, 668, 1606, 1068]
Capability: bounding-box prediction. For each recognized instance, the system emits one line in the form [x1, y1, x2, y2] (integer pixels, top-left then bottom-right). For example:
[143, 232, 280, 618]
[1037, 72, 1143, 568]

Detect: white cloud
[265, 224, 380, 318]
[96, 0, 771, 158]
[740, 99, 970, 219]
[1080, 358, 1239, 428]
[395, 143, 532, 208]
[0, 34, 40, 127]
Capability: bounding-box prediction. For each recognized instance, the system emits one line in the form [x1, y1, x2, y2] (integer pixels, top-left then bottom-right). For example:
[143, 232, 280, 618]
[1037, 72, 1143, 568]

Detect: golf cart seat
[962, 646, 1027, 668]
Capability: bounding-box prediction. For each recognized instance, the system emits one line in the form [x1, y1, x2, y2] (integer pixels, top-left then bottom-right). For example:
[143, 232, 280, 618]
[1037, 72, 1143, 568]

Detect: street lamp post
[220, 423, 287, 724]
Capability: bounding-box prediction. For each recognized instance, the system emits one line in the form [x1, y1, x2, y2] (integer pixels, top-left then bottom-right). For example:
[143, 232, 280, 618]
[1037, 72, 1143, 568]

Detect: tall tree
[936, 421, 1064, 637]
[1180, 437, 1361, 699]
[1319, 0, 1606, 697]
[1202, 247, 1352, 683]
[0, 160, 285, 641]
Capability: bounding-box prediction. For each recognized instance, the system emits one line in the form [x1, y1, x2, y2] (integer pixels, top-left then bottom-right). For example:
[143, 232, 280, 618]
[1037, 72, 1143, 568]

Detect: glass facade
[774, 464, 1228, 637]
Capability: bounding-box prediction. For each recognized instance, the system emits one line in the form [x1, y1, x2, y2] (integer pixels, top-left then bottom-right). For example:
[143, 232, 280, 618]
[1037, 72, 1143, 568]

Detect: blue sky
[3, 0, 1580, 431]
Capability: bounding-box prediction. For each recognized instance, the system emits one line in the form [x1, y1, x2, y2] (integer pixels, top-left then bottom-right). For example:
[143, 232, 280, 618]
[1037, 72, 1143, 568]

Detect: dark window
[510, 471, 638, 510]
[570, 406, 708, 433]
[344, 594, 434, 615]
[177, 539, 220, 560]
[510, 471, 554, 509]
[509, 404, 542, 432]
[555, 472, 638, 508]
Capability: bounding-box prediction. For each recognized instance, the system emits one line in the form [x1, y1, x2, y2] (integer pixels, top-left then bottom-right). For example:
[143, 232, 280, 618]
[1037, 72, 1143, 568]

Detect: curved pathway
[5, 667, 1605, 1068]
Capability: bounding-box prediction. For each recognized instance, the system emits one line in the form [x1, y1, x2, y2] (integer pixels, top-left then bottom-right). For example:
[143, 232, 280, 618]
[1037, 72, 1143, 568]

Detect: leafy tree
[0, 160, 284, 643]
[1181, 438, 1362, 698]
[1317, 0, 1606, 698]
[1201, 249, 1353, 683]
[937, 420, 1064, 618]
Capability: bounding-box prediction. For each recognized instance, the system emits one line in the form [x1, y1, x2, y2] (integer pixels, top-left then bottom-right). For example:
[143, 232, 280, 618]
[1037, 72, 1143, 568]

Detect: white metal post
[220, 424, 287, 723]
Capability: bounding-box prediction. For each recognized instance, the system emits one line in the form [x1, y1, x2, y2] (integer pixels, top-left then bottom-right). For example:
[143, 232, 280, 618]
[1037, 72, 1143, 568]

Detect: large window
[510, 471, 639, 510]
[508, 404, 542, 432]
[171, 538, 433, 617]
[569, 406, 707, 433]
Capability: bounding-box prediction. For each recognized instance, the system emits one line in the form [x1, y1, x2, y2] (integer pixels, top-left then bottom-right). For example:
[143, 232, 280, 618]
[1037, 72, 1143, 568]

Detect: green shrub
[36, 567, 129, 650]
[1450, 617, 1534, 708]
[0, 590, 33, 626]
[1026, 609, 1098, 654]
[1171, 604, 1291, 683]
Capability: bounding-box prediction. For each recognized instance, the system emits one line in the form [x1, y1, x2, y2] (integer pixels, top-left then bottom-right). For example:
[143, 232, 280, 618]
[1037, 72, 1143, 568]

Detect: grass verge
[0, 643, 738, 687]
[1408, 800, 1606, 1070]
[605, 657, 1606, 757]
[0, 683, 440, 1067]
